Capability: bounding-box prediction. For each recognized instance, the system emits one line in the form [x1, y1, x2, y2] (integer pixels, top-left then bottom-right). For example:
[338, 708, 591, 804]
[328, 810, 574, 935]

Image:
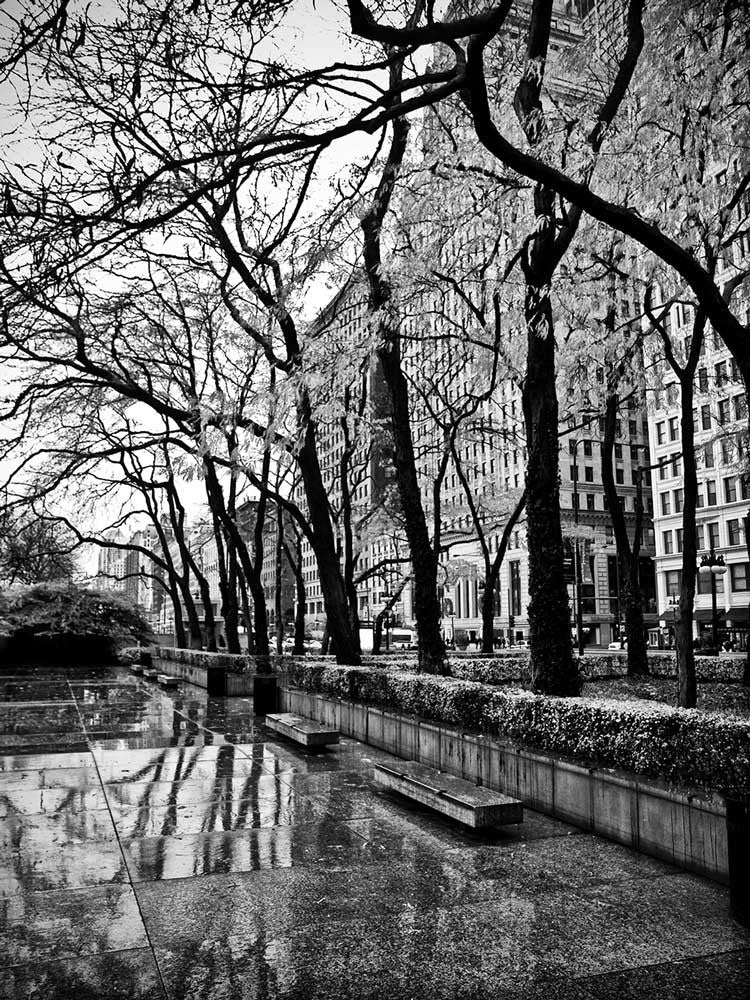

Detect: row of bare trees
[0, 0, 747, 706]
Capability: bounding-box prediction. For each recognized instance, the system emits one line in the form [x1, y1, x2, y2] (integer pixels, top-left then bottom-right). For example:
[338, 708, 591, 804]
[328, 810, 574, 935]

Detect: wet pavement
[1, 663, 749, 999]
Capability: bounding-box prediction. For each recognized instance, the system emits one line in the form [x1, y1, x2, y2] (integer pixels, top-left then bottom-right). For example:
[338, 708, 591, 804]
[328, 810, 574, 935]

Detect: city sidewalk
[1, 664, 748, 999]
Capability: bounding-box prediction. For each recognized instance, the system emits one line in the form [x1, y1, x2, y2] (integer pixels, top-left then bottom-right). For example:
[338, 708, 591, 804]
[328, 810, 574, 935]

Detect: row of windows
[660, 476, 750, 516]
[662, 517, 747, 554]
[655, 394, 747, 439]
[665, 563, 750, 594]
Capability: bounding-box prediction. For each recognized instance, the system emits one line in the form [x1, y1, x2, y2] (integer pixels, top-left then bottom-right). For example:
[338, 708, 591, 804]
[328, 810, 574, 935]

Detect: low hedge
[286, 660, 750, 794]
[361, 652, 747, 685]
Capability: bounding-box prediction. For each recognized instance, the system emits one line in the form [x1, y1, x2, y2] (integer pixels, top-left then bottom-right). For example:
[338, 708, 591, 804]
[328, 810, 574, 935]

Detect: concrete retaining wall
[152, 646, 259, 695]
[281, 685, 729, 884]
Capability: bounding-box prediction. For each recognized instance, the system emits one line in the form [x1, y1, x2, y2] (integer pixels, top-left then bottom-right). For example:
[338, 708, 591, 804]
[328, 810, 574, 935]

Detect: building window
[668, 417, 678, 441]
[656, 421, 666, 444]
[586, 493, 595, 511]
[584, 466, 594, 483]
[665, 569, 682, 596]
[674, 488, 684, 512]
[676, 529, 683, 553]
[661, 493, 671, 515]
[718, 398, 730, 425]
[725, 477, 738, 503]
[707, 522, 720, 548]
[715, 360, 727, 387]
[731, 563, 749, 592]
[734, 394, 748, 421]
[728, 519, 743, 546]
[509, 561, 522, 617]
[706, 480, 717, 506]
[696, 524, 705, 550]
[663, 531, 673, 554]
[701, 405, 711, 430]
[703, 443, 714, 468]
[698, 571, 724, 595]
[583, 440, 592, 456]
[616, 469, 624, 485]
[698, 368, 708, 392]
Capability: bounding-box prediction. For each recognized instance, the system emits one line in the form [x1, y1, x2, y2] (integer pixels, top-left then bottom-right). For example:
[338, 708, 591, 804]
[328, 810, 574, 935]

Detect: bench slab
[157, 674, 179, 688]
[265, 712, 339, 748]
[130, 664, 144, 675]
[374, 760, 523, 829]
[143, 669, 159, 680]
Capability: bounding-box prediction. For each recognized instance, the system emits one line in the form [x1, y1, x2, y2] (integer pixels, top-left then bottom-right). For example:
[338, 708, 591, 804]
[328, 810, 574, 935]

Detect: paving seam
[67, 674, 170, 1000]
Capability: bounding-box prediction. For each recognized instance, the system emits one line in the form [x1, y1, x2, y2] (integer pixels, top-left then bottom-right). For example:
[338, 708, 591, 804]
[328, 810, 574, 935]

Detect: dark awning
[659, 607, 726, 622]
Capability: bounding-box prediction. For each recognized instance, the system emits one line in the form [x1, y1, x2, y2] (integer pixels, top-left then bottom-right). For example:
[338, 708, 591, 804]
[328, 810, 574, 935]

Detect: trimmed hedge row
[286, 660, 750, 794]
[152, 646, 289, 674]
[362, 652, 747, 685]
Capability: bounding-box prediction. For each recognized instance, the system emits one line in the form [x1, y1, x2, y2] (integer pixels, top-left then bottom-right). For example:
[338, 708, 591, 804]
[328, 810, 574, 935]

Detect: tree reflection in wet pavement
[1, 664, 749, 999]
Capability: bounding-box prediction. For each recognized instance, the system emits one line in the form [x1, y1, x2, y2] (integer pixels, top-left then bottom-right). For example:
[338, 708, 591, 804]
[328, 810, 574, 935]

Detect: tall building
[647, 302, 750, 649]
[293, 0, 659, 649]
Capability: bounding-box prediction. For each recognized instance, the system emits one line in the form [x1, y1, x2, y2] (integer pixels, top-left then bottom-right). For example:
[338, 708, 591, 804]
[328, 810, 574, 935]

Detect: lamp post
[698, 545, 727, 653]
[667, 593, 679, 650]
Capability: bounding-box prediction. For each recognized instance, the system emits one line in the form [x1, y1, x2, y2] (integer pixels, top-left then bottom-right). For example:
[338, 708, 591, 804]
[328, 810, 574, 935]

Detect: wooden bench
[264, 712, 339, 749]
[130, 663, 144, 675]
[143, 668, 159, 681]
[157, 674, 179, 688]
[374, 760, 523, 829]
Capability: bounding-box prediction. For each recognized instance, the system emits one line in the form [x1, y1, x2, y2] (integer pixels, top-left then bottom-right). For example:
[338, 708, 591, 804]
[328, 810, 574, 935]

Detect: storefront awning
[659, 607, 726, 623]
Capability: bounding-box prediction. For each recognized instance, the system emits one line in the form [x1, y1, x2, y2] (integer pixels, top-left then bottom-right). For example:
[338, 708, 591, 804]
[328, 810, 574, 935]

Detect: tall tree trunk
[601, 392, 649, 676]
[521, 187, 578, 695]
[676, 370, 699, 708]
[274, 504, 284, 655]
[283, 531, 307, 655]
[169, 586, 187, 648]
[647, 300, 706, 708]
[224, 542, 241, 653]
[376, 346, 447, 673]
[481, 489, 527, 653]
[295, 401, 361, 664]
[745, 513, 750, 687]
[237, 573, 255, 654]
[359, 93, 446, 674]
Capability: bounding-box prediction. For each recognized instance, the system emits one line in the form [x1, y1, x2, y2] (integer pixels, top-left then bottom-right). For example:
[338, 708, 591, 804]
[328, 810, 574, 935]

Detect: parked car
[608, 640, 627, 650]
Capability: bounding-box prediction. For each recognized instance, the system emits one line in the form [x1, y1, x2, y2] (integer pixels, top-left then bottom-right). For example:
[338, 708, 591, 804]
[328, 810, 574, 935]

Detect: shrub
[286, 661, 750, 794]
[0, 583, 152, 662]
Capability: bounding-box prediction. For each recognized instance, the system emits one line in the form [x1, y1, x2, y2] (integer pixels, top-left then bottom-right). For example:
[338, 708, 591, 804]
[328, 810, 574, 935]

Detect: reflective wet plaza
[1, 664, 749, 999]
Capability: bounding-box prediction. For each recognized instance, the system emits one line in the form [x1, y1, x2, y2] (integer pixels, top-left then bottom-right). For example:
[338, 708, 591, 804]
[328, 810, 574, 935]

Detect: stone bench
[130, 664, 144, 675]
[264, 712, 339, 749]
[157, 674, 179, 688]
[374, 760, 523, 829]
[143, 668, 159, 681]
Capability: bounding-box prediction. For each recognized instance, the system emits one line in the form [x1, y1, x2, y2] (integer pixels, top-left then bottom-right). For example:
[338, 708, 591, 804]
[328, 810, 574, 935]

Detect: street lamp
[698, 546, 727, 653]
[667, 593, 679, 649]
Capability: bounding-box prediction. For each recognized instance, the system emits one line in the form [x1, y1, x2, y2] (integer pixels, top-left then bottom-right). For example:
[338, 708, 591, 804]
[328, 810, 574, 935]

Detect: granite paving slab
[0, 838, 129, 897]
[0, 947, 167, 1000]
[0, 883, 148, 966]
